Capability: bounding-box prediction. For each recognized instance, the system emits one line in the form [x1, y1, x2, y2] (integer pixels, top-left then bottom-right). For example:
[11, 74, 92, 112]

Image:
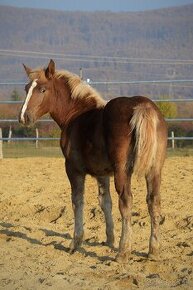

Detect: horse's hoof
[107, 238, 115, 249]
[108, 242, 115, 249]
[148, 252, 159, 261]
[115, 252, 129, 263]
[68, 247, 76, 254]
[68, 240, 78, 254]
[69, 235, 83, 254]
[101, 240, 114, 249]
[68, 241, 77, 254]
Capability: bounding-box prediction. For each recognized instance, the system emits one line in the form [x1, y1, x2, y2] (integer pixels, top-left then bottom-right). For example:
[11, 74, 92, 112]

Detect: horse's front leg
[65, 161, 85, 254]
[97, 176, 114, 247]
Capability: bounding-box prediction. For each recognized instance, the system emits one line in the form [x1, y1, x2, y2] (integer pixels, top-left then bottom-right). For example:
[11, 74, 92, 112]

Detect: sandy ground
[0, 156, 193, 290]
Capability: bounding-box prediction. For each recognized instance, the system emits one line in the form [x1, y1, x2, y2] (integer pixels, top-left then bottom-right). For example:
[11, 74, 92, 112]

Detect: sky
[1, 0, 193, 12]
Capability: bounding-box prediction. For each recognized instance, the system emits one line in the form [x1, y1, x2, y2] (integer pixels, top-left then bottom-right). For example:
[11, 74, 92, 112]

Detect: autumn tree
[156, 97, 177, 119]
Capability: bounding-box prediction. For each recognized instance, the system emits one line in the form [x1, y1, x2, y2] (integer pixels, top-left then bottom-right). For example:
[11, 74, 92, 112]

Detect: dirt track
[0, 156, 193, 289]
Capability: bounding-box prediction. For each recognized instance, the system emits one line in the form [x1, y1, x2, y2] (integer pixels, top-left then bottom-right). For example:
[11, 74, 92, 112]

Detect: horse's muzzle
[19, 110, 34, 126]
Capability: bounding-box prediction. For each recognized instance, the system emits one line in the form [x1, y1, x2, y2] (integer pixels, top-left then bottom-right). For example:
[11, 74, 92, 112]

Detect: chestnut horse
[19, 59, 167, 263]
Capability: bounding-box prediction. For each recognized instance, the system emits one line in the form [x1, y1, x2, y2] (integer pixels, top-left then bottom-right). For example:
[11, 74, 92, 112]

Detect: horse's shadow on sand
[0, 221, 42, 246]
[0, 222, 148, 262]
[0, 222, 115, 262]
[41, 227, 115, 262]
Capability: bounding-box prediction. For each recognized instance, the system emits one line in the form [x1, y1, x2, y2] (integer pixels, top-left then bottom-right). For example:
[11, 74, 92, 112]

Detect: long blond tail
[130, 103, 158, 176]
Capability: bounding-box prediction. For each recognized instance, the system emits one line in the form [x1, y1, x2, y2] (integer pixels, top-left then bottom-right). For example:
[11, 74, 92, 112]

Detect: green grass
[1, 141, 62, 158]
[167, 147, 193, 157]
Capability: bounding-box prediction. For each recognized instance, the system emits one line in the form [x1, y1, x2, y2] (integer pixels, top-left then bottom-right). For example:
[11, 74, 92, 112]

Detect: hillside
[1, 5, 193, 58]
[0, 4, 193, 99]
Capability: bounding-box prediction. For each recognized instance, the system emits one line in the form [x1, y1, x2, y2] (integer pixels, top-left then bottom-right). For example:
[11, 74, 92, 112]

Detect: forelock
[28, 69, 47, 82]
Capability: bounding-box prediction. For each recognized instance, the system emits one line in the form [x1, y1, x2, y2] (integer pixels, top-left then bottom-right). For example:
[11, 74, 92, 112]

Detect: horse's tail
[130, 103, 158, 177]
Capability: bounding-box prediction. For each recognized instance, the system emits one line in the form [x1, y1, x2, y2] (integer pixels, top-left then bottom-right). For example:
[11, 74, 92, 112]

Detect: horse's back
[103, 96, 160, 136]
[103, 96, 167, 135]
[104, 96, 164, 120]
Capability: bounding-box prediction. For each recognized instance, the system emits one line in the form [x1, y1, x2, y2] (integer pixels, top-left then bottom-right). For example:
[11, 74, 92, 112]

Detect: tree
[11, 89, 20, 101]
[156, 97, 177, 119]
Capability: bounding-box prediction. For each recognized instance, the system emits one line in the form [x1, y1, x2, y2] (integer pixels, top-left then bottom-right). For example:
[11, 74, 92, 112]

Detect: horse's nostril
[19, 111, 32, 125]
[25, 111, 35, 126]
[18, 113, 25, 124]
[25, 114, 30, 124]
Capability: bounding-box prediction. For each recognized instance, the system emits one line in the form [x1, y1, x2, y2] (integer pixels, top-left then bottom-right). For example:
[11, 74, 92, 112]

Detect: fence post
[79, 67, 83, 80]
[36, 128, 39, 149]
[8, 125, 12, 143]
[171, 131, 175, 149]
[0, 128, 3, 159]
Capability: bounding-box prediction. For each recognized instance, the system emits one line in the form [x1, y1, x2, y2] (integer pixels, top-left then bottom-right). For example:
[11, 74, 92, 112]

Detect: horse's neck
[50, 89, 103, 129]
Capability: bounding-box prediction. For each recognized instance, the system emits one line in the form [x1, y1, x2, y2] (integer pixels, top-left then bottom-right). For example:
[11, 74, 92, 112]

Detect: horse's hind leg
[65, 162, 85, 253]
[146, 170, 161, 259]
[114, 168, 133, 263]
[97, 176, 114, 247]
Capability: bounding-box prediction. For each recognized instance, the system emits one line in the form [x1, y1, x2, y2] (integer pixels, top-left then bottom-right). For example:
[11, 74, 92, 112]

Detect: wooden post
[8, 125, 12, 144]
[0, 128, 3, 159]
[79, 68, 83, 80]
[36, 128, 39, 149]
[171, 131, 175, 150]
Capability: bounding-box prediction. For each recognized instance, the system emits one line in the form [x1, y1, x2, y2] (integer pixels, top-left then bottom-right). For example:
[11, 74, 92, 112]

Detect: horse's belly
[84, 149, 113, 177]
[86, 161, 113, 176]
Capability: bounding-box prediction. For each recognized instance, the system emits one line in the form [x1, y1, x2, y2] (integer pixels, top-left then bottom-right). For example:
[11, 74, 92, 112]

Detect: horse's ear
[45, 59, 55, 79]
[23, 64, 32, 77]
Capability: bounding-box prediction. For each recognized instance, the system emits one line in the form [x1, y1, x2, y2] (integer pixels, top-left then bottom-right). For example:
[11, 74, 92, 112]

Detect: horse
[19, 59, 167, 263]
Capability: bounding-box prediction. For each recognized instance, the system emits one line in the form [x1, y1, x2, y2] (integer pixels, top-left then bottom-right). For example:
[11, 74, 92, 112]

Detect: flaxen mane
[27, 69, 47, 82]
[54, 70, 106, 107]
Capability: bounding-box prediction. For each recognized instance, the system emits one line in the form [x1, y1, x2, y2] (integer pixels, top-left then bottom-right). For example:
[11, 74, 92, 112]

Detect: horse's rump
[104, 96, 166, 177]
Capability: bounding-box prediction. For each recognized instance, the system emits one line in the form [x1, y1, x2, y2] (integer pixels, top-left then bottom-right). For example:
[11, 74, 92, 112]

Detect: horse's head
[19, 59, 55, 126]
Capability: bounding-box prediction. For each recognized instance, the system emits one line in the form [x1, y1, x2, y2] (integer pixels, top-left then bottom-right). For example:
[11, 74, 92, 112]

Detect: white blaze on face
[20, 79, 38, 123]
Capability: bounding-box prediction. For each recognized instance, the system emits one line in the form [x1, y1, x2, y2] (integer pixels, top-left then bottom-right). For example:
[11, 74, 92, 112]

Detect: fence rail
[1, 98, 193, 105]
[0, 137, 60, 141]
[1, 137, 193, 141]
[0, 118, 193, 124]
[1, 79, 193, 86]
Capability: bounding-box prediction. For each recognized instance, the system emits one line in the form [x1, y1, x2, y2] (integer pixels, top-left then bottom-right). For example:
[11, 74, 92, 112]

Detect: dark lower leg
[69, 188, 84, 253]
[115, 170, 133, 263]
[146, 173, 161, 258]
[97, 176, 114, 247]
[65, 163, 85, 253]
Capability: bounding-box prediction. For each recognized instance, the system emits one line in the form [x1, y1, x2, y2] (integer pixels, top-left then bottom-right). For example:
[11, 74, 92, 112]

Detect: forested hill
[0, 4, 193, 98]
[0, 4, 193, 58]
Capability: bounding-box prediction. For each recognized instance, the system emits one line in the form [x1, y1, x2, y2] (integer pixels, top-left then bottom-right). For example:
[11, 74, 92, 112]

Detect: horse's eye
[40, 87, 46, 93]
